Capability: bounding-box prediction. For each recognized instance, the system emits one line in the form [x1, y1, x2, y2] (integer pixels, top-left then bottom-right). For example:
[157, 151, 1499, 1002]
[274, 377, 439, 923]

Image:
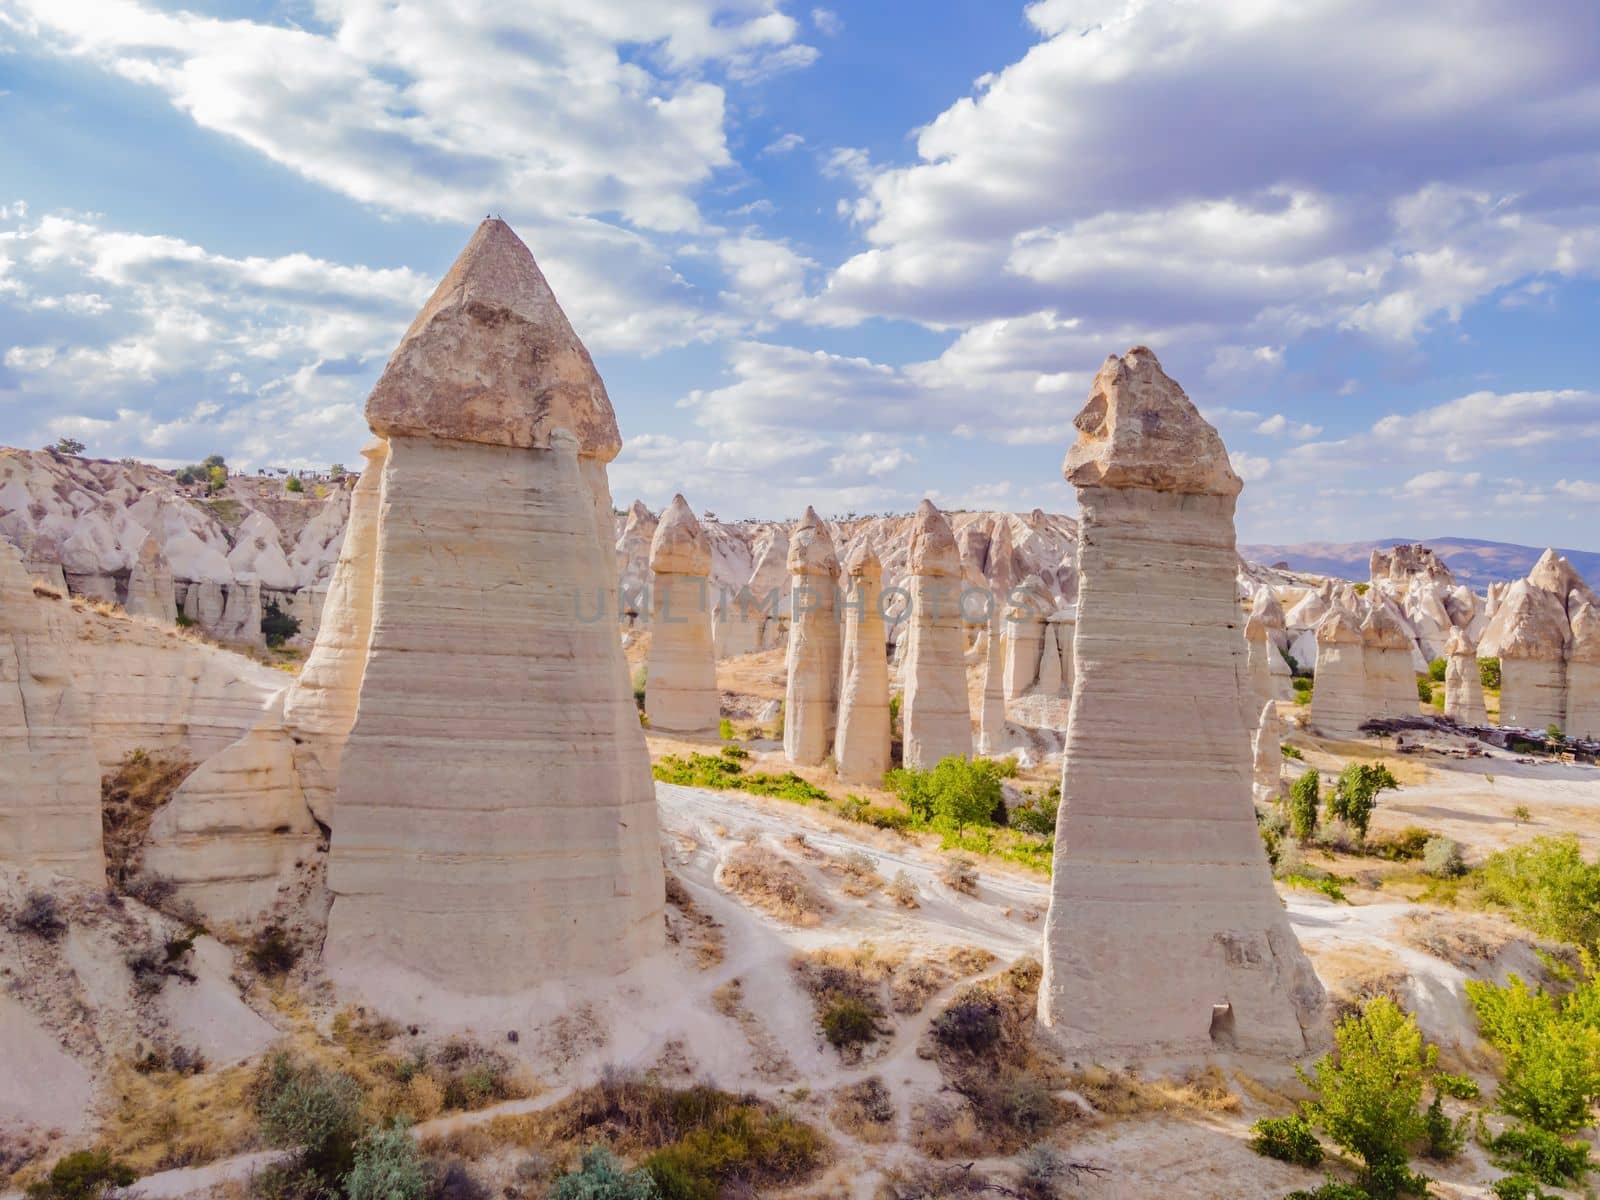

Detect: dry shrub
[880, 1158, 996, 1199]
[908, 1096, 988, 1160]
[1063, 1063, 1241, 1119]
[939, 855, 979, 895]
[825, 850, 884, 897]
[93, 1059, 263, 1175]
[101, 748, 196, 883]
[31, 581, 62, 600]
[1398, 910, 1514, 970]
[830, 1077, 896, 1143]
[720, 844, 829, 925]
[887, 871, 920, 908]
[664, 871, 725, 968]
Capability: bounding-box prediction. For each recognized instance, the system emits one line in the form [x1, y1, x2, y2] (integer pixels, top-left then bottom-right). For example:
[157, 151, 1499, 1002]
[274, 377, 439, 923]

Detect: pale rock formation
[1039, 347, 1323, 1058]
[900, 500, 972, 769]
[182, 579, 226, 632]
[1480, 580, 1570, 729]
[125, 529, 176, 622]
[280, 438, 387, 825]
[216, 578, 264, 647]
[1361, 601, 1418, 719]
[1244, 614, 1275, 714]
[325, 218, 664, 994]
[1443, 627, 1486, 725]
[1250, 587, 1290, 652]
[744, 526, 792, 652]
[977, 619, 1007, 754]
[835, 541, 891, 783]
[1001, 574, 1053, 701]
[1252, 699, 1282, 804]
[645, 495, 719, 735]
[1528, 548, 1598, 616]
[140, 692, 321, 923]
[1311, 609, 1367, 740]
[227, 512, 298, 592]
[1567, 603, 1600, 739]
[1036, 619, 1064, 696]
[783, 506, 840, 766]
[0, 541, 104, 882]
[615, 501, 657, 627]
[1047, 610, 1076, 694]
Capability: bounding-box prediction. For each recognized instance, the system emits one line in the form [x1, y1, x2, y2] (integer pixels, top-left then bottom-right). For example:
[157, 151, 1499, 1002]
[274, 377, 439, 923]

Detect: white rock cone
[0, 541, 105, 882]
[1311, 609, 1367, 740]
[645, 495, 719, 735]
[1039, 347, 1325, 1059]
[1480, 579, 1570, 729]
[1443, 626, 1486, 726]
[901, 500, 972, 769]
[1245, 613, 1275, 715]
[125, 529, 176, 622]
[280, 437, 387, 826]
[324, 218, 663, 994]
[1252, 699, 1282, 804]
[836, 541, 891, 783]
[1568, 603, 1600, 740]
[1362, 602, 1418, 719]
[1001, 576, 1051, 701]
[783, 507, 840, 766]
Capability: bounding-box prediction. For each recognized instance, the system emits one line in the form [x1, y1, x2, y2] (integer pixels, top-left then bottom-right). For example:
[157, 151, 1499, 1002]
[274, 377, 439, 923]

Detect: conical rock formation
[1480, 579, 1570, 729]
[1443, 627, 1486, 726]
[1311, 609, 1367, 740]
[835, 541, 891, 783]
[324, 219, 663, 995]
[1039, 348, 1324, 1058]
[900, 500, 972, 769]
[1566, 602, 1600, 739]
[125, 527, 176, 622]
[645, 495, 719, 734]
[783, 507, 840, 766]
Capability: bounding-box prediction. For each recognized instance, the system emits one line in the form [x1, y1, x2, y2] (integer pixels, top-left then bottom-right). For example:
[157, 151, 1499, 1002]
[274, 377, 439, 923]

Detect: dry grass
[30, 581, 62, 600]
[823, 849, 884, 896]
[663, 872, 725, 968]
[1306, 943, 1411, 1021]
[939, 855, 979, 895]
[711, 978, 798, 1081]
[92, 1059, 264, 1175]
[829, 1077, 897, 1144]
[719, 843, 830, 925]
[886, 870, 920, 908]
[101, 748, 197, 884]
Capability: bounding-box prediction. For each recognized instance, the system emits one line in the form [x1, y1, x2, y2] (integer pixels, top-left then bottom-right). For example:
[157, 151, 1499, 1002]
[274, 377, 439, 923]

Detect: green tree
[1327, 762, 1399, 840]
[1467, 957, 1600, 1133]
[1289, 768, 1320, 843]
[345, 1120, 428, 1200]
[884, 756, 1005, 835]
[1480, 657, 1503, 690]
[1477, 836, 1600, 948]
[1428, 657, 1447, 682]
[549, 1147, 660, 1200]
[255, 1054, 364, 1184]
[286, 475, 305, 493]
[1299, 997, 1437, 1198]
[49, 437, 86, 456]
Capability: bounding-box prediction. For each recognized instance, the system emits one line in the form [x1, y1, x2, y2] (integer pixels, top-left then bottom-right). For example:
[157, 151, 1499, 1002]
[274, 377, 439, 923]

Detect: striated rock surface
[141, 692, 321, 924]
[900, 500, 972, 769]
[1002, 575, 1052, 701]
[1244, 614, 1274, 715]
[0, 541, 104, 882]
[1568, 603, 1600, 739]
[1443, 627, 1486, 725]
[783, 506, 840, 766]
[325, 219, 663, 995]
[280, 438, 387, 825]
[1252, 699, 1281, 804]
[1311, 609, 1367, 740]
[835, 541, 891, 783]
[1040, 348, 1324, 1058]
[1480, 579, 1570, 729]
[645, 495, 719, 735]
[1361, 601, 1418, 719]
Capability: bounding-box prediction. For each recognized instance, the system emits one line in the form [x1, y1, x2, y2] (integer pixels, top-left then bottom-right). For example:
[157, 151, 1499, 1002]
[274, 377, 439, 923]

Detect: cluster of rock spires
[1478, 550, 1600, 736]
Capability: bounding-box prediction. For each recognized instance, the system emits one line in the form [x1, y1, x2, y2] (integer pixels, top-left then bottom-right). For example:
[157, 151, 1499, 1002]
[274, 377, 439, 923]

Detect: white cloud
[1230, 451, 1273, 483]
[1400, 469, 1483, 497]
[1555, 479, 1600, 501]
[761, 132, 805, 156]
[811, 7, 843, 36]
[1255, 413, 1324, 440]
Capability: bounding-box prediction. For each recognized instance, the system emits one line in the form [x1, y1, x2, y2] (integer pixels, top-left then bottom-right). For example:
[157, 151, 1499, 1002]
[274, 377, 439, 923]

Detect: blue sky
[1, 0, 1598, 546]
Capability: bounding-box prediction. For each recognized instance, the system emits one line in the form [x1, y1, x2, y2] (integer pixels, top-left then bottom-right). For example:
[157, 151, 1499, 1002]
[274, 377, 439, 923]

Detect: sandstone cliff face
[784, 506, 840, 767]
[835, 541, 891, 783]
[900, 500, 972, 769]
[1311, 609, 1367, 740]
[1444, 626, 1487, 725]
[1566, 602, 1600, 740]
[0, 541, 104, 883]
[1361, 601, 1419, 720]
[1039, 348, 1323, 1058]
[1480, 579, 1571, 729]
[1252, 699, 1282, 804]
[125, 529, 176, 623]
[645, 495, 719, 735]
[324, 219, 664, 995]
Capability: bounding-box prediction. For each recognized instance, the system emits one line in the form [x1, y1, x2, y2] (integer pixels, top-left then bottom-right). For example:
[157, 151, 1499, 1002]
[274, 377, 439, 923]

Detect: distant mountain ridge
[1239, 536, 1600, 588]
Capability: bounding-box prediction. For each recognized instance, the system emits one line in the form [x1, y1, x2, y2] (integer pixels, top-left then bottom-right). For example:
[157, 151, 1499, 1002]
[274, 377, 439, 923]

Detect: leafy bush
[1298, 997, 1438, 1198]
[1293, 675, 1314, 706]
[1416, 676, 1434, 703]
[1366, 826, 1431, 862]
[11, 890, 66, 939]
[1289, 769, 1320, 842]
[885, 756, 1007, 834]
[24, 1150, 135, 1200]
[1284, 1182, 1373, 1200]
[1327, 762, 1399, 840]
[254, 1053, 364, 1184]
[1009, 785, 1059, 838]
[549, 1147, 659, 1200]
[651, 753, 831, 803]
[261, 599, 301, 649]
[932, 995, 1003, 1054]
[344, 1120, 427, 1200]
[1486, 1125, 1592, 1186]
[1249, 1114, 1323, 1166]
[718, 718, 734, 741]
[820, 998, 880, 1049]
[1422, 1090, 1466, 1160]
[1428, 657, 1447, 682]
[1466, 958, 1600, 1133]
[285, 475, 304, 493]
[1476, 835, 1600, 948]
[1422, 836, 1466, 879]
[642, 1104, 824, 1200]
[1282, 743, 1305, 760]
[1480, 657, 1503, 690]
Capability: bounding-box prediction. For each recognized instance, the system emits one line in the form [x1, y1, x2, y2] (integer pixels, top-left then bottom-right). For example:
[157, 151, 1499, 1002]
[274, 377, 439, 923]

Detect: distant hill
[1239, 536, 1600, 588]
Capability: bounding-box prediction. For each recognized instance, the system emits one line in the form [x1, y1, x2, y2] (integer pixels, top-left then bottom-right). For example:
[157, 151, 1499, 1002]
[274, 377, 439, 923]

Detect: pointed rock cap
[1245, 613, 1269, 645]
[843, 537, 882, 580]
[1528, 547, 1598, 617]
[986, 514, 1017, 595]
[788, 506, 839, 577]
[1251, 586, 1287, 630]
[1570, 601, 1600, 664]
[1480, 580, 1570, 660]
[1360, 602, 1412, 651]
[1006, 573, 1055, 619]
[134, 529, 168, 571]
[1445, 626, 1478, 658]
[649, 494, 711, 575]
[1064, 347, 1242, 497]
[365, 218, 621, 459]
[907, 499, 960, 578]
[1316, 608, 1364, 646]
[747, 525, 791, 589]
[625, 499, 655, 525]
